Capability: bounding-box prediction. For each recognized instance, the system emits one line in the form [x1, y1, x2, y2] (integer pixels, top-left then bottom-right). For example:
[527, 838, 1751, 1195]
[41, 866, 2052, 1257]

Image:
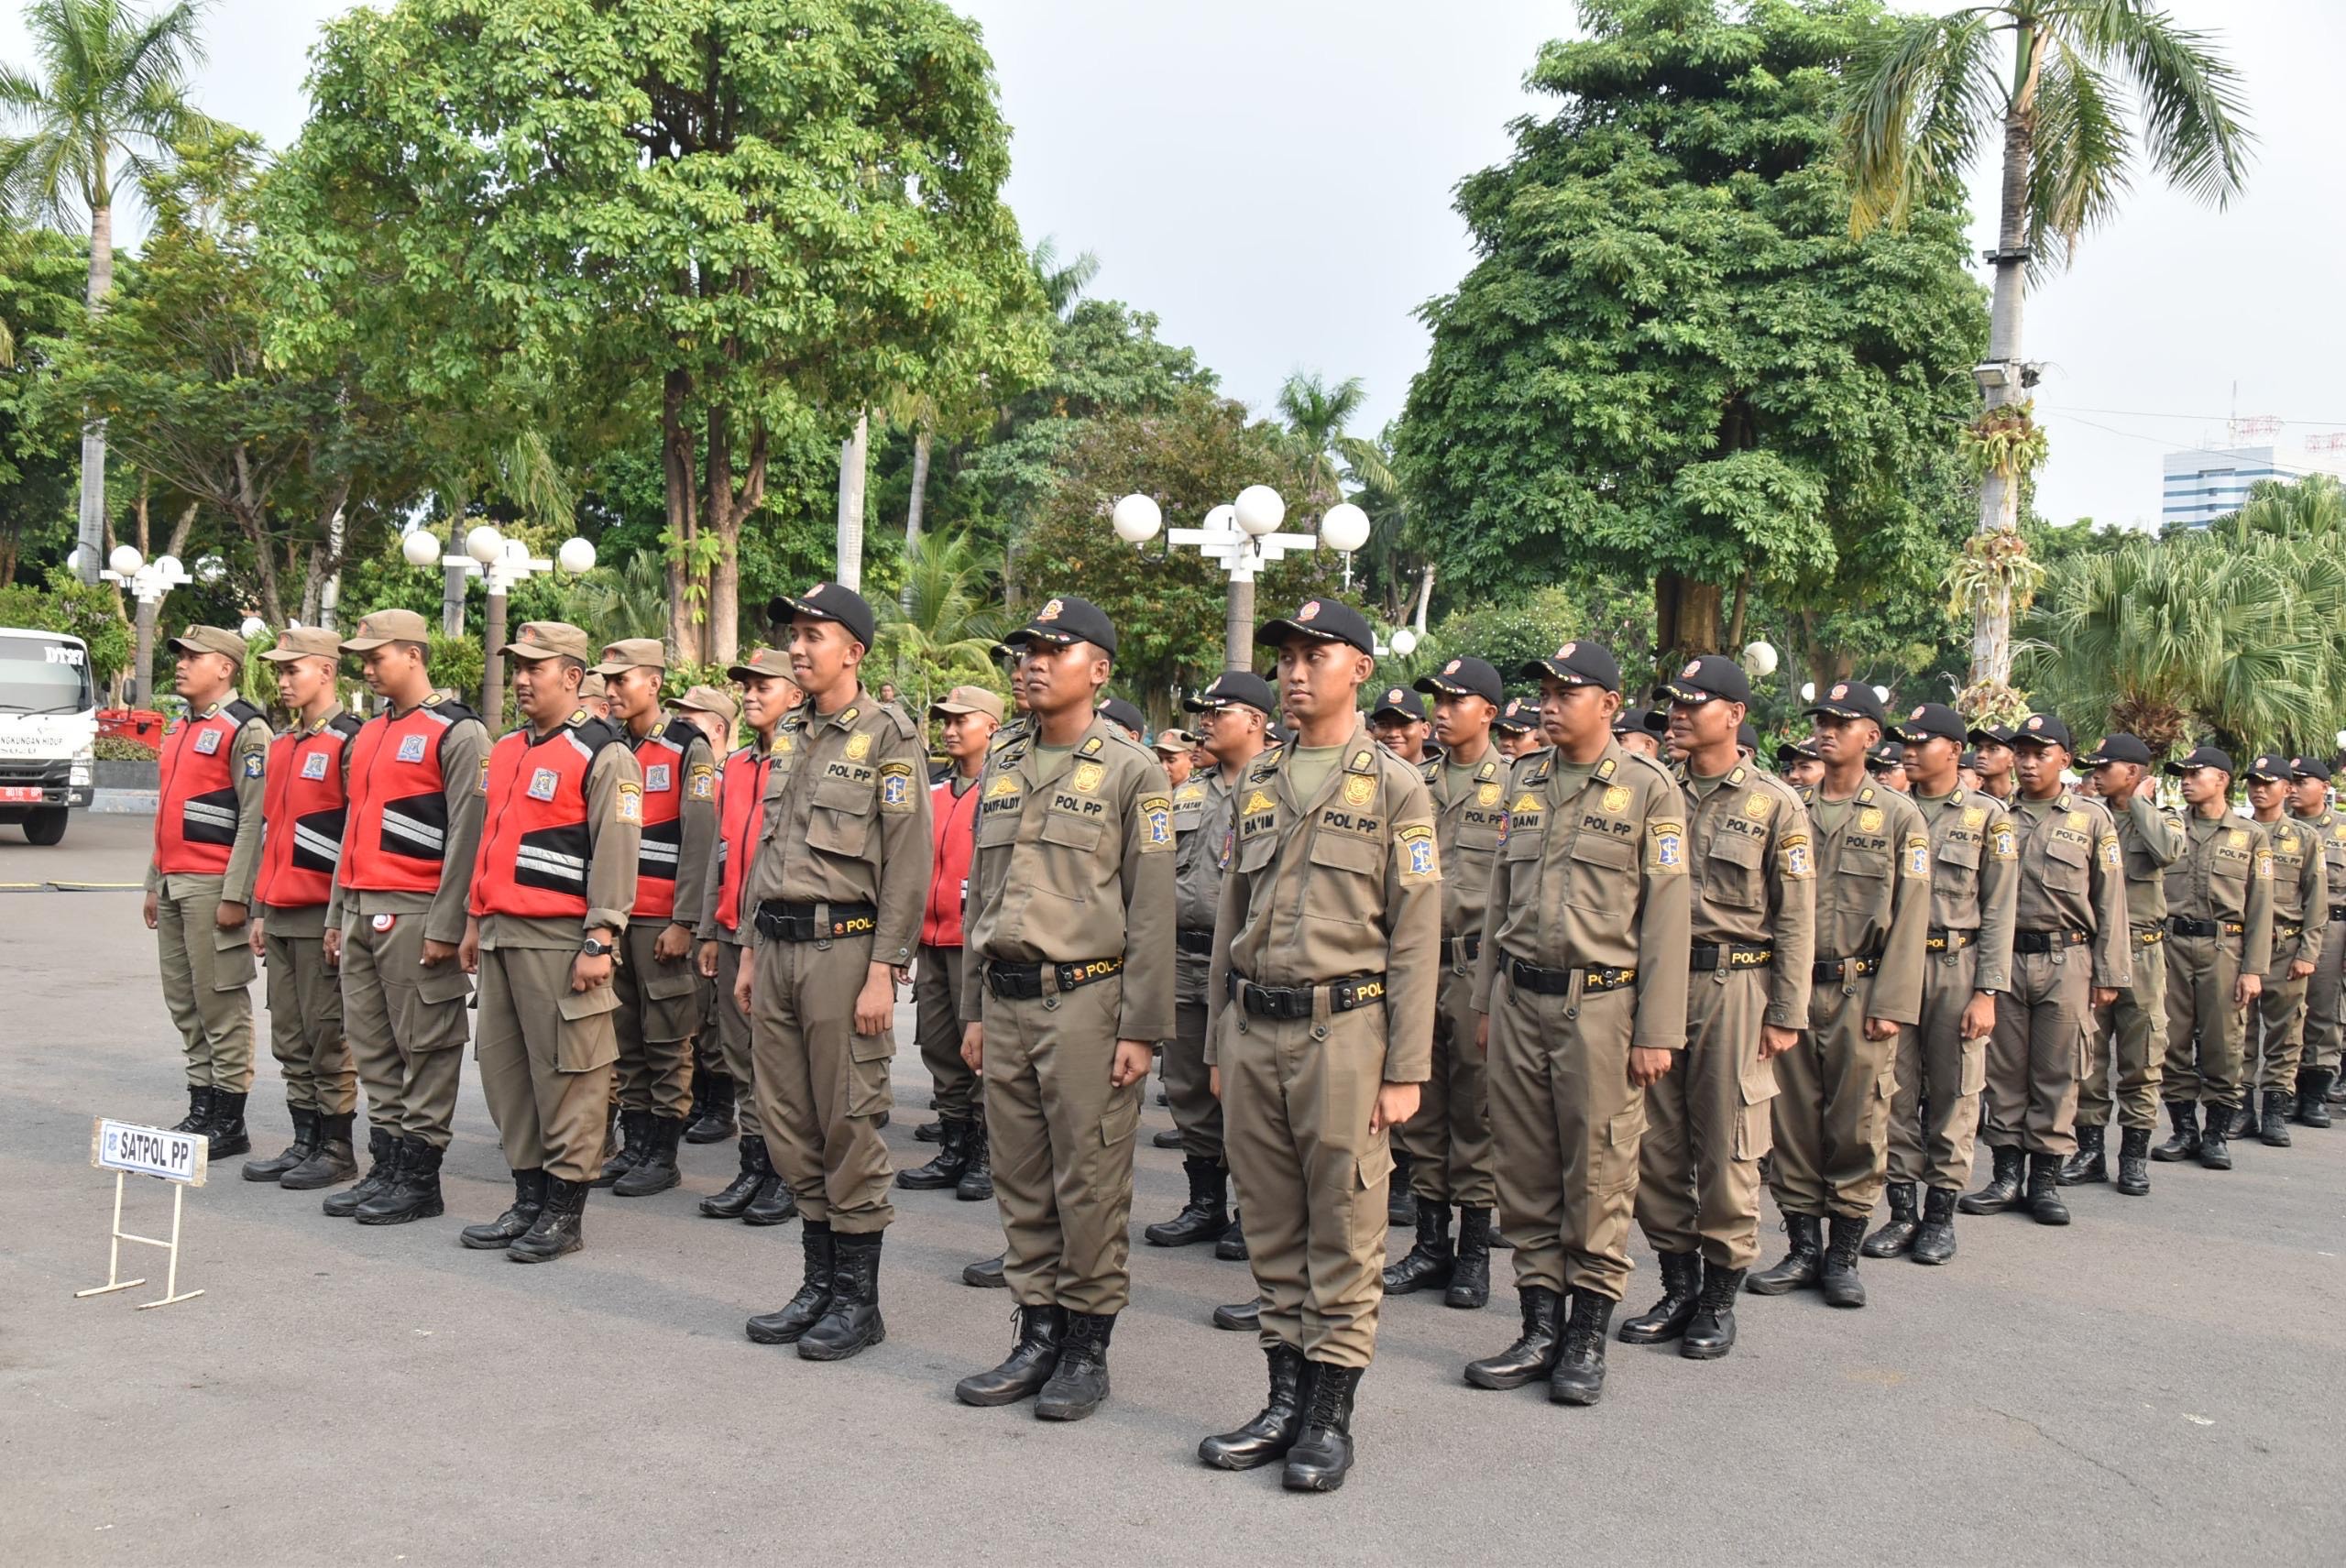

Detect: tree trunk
[72, 201, 115, 586]
[1726, 566, 1751, 655]
[836, 410, 869, 593]
[900, 422, 931, 617]
[1655, 570, 1723, 663]
[661, 369, 701, 663]
[135, 477, 149, 555]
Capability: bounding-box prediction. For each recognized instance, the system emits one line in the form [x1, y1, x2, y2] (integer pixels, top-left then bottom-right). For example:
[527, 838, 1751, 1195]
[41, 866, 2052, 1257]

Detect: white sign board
[90, 1120, 209, 1186]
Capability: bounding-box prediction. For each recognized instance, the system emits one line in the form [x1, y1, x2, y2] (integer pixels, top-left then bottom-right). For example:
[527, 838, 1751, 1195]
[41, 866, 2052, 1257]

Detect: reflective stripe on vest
[713, 744, 772, 934]
[630, 726, 689, 920]
[471, 723, 605, 919]
[254, 716, 359, 909]
[155, 702, 261, 876]
[341, 701, 468, 894]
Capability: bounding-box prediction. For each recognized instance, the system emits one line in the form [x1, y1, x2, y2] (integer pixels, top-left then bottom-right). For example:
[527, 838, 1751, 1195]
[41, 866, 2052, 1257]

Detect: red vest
[341, 696, 478, 895]
[629, 718, 703, 921]
[921, 773, 980, 949]
[470, 716, 621, 919]
[712, 742, 773, 935]
[154, 699, 265, 876]
[254, 713, 364, 910]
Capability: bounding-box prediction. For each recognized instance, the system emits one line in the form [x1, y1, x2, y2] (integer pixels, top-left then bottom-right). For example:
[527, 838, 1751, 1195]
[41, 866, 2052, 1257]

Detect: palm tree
[873, 527, 1005, 716]
[1031, 235, 1100, 321]
[0, 0, 216, 586]
[1275, 370, 1394, 514]
[1838, 1, 2253, 712]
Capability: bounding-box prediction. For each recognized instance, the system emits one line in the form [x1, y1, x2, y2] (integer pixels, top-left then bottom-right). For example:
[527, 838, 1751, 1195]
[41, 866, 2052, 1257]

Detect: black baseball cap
[1368, 685, 1426, 723]
[1493, 696, 1537, 735]
[1097, 696, 1146, 738]
[1004, 594, 1118, 659]
[1612, 707, 1664, 738]
[1415, 656, 1504, 707]
[2167, 744, 2233, 776]
[1866, 740, 1906, 773]
[1776, 738, 1819, 771]
[2290, 755, 2332, 783]
[1257, 598, 1374, 656]
[1737, 720, 1760, 754]
[1967, 721, 2016, 748]
[2012, 713, 2073, 751]
[1894, 703, 1968, 747]
[771, 581, 876, 651]
[1804, 680, 1887, 727]
[1660, 653, 1750, 707]
[1267, 722, 1296, 748]
[2080, 733, 2153, 767]
[2244, 752, 2291, 783]
[1183, 671, 1277, 718]
[1522, 640, 1620, 693]
[1958, 749, 1980, 771]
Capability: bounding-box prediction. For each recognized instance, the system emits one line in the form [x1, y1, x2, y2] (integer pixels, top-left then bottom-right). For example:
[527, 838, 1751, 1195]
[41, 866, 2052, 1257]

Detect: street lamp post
[80, 544, 193, 707]
[404, 524, 595, 729]
[1110, 486, 1370, 672]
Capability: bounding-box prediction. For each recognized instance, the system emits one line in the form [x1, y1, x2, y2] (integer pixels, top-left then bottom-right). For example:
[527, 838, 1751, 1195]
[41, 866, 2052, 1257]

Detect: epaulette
[1420, 753, 1442, 784]
[881, 701, 918, 740]
[566, 712, 626, 752]
[660, 714, 703, 749]
[225, 696, 267, 728]
[328, 712, 364, 740]
[1620, 748, 1677, 791]
[427, 695, 481, 726]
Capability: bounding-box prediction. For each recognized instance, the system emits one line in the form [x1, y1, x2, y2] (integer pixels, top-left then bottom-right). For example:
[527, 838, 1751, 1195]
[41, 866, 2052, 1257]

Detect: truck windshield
[0, 637, 96, 714]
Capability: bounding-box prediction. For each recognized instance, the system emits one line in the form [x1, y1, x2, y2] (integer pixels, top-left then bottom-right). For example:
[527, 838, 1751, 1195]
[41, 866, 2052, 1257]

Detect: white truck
[0, 627, 98, 844]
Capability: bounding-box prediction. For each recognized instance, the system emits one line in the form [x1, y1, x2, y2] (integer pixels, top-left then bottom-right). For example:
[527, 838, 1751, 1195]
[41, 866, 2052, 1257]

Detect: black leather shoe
[507, 1175, 586, 1262]
[2261, 1090, 2294, 1146]
[956, 1123, 992, 1201]
[2227, 1099, 2257, 1140]
[2153, 1101, 2199, 1162]
[743, 1169, 799, 1226]
[323, 1126, 399, 1217]
[612, 1114, 685, 1197]
[1958, 1145, 2024, 1213]
[1214, 1212, 1248, 1261]
[170, 1085, 214, 1135]
[2198, 1105, 2233, 1169]
[203, 1091, 251, 1159]
[2058, 1124, 2107, 1185]
[281, 1111, 358, 1190]
[1746, 1212, 1823, 1294]
[594, 1108, 648, 1189]
[1464, 1286, 1562, 1389]
[914, 1118, 943, 1142]
[244, 1105, 317, 1182]
[1445, 1205, 1494, 1309]
[2115, 1126, 2152, 1196]
[685, 1071, 737, 1144]
[1380, 1200, 1453, 1294]
[1548, 1290, 1614, 1406]
[797, 1232, 885, 1360]
[1211, 1299, 1259, 1331]
[955, 1303, 1063, 1406]
[1152, 1127, 1183, 1148]
[2024, 1152, 2070, 1225]
[2296, 1069, 2334, 1127]
[1281, 1363, 1362, 1492]
[1910, 1187, 1959, 1264]
[1681, 1262, 1742, 1359]
[963, 1251, 1007, 1288]
[354, 1137, 443, 1224]
[1387, 1151, 1417, 1227]
[897, 1117, 973, 1190]
[702, 1135, 772, 1218]
[462, 1168, 546, 1249]
[1861, 1181, 1920, 1256]
[1617, 1249, 1699, 1343]
[1200, 1343, 1308, 1470]
[1145, 1157, 1229, 1247]
[1035, 1310, 1113, 1420]
[1819, 1216, 1868, 1305]
[749, 1222, 836, 1342]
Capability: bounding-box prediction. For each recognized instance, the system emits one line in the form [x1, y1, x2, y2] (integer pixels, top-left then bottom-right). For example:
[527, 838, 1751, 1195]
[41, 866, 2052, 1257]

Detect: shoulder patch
[616, 780, 642, 824]
[1397, 821, 1440, 883]
[878, 760, 915, 812]
[1904, 833, 1930, 879]
[1648, 821, 1686, 873]
[1139, 793, 1174, 852]
[2099, 833, 2121, 872]
[1781, 834, 1813, 881]
[1991, 822, 2017, 860]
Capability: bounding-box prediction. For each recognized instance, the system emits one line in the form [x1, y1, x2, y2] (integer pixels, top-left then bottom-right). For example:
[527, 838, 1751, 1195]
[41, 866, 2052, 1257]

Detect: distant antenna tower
[2308, 433, 2346, 455]
[2231, 413, 2282, 444]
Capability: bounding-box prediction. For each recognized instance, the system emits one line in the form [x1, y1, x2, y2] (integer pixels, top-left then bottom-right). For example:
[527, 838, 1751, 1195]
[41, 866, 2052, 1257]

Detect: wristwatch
[581, 937, 614, 958]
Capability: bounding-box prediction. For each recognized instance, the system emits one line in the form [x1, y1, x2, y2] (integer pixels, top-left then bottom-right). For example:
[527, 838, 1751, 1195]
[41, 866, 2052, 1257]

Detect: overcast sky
[5, 0, 2338, 530]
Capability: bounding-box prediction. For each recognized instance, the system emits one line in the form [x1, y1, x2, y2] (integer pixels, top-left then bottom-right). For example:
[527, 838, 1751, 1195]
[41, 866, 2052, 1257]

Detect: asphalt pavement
[3, 813, 2341, 1565]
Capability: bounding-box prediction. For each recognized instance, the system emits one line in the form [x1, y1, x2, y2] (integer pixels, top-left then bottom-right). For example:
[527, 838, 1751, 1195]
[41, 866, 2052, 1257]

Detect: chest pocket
[1701, 827, 1766, 911]
[1235, 832, 1278, 876]
[1309, 829, 1382, 880]
[1565, 828, 1636, 914]
[1038, 809, 1104, 856]
[2042, 831, 2090, 894]
[806, 774, 874, 859]
[1933, 832, 1981, 897]
[2124, 842, 2165, 883]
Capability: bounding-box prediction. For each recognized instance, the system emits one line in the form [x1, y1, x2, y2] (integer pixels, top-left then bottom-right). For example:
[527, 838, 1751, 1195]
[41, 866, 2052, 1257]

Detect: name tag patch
[193, 729, 221, 755]
[645, 763, 672, 793]
[528, 767, 560, 802]
[301, 751, 331, 781]
[397, 734, 428, 763]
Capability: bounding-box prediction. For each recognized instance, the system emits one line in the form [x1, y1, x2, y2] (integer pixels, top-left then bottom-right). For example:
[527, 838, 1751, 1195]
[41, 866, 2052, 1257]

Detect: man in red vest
[144, 624, 273, 1155]
[244, 626, 364, 1187]
[461, 622, 641, 1262]
[670, 684, 743, 1144]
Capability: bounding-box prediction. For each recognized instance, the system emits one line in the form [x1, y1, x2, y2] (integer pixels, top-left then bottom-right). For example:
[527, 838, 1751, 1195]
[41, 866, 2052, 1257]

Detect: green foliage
[92, 732, 155, 760]
[0, 572, 130, 682]
[0, 222, 82, 573]
[0, 0, 219, 222]
[1421, 587, 1597, 693]
[426, 631, 483, 708]
[872, 527, 1007, 718]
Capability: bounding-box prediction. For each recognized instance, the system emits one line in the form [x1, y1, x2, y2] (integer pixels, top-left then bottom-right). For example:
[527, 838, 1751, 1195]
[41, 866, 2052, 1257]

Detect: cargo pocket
[1595, 1101, 1645, 1194]
[847, 1030, 895, 1119]
[555, 984, 620, 1074]
[1736, 1050, 1779, 1160]
[1959, 1039, 1989, 1097]
[1355, 1139, 1396, 1191]
[211, 921, 258, 991]
[412, 960, 474, 1051]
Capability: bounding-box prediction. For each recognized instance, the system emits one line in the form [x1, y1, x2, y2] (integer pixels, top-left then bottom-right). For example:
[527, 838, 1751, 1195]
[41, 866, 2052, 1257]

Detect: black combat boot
[2296, 1069, 2334, 1127]
[2059, 1124, 2108, 1185]
[2198, 1102, 2233, 1169]
[1380, 1201, 1454, 1294]
[1036, 1310, 1114, 1420]
[963, 1252, 1007, 1288]
[1199, 1343, 1308, 1470]
[914, 1114, 944, 1143]
[1211, 1298, 1260, 1331]
[2024, 1153, 2070, 1225]
[203, 1091, 251, 1158]
[1446, 1206, 1494, 1309]
[957, 1120, 993, 1201]
[1215, 1211, 1248, 1261]
[1153, 1127, 1184, 1148]
[355, 1136, 444, 1224]
[895, 1118, 973, 1191]
[2329, 1069, 2346, 1105]
[1281, 1363, 1363, 1492]
[1910, 1187, 1960, 1264]
[170, 1085, 214, 1135]
[2115, 1126, 2152, 1196]
[2152, 1101, 2199, 1162]
[2227, 1099, 2257, 1140]
[797, 1232, 885, 1361]
[743, 1164, 799, 1226]
[613, 1114, 685, 1197]
[685, 1070, 736, 1144]
[1548, 1290, 1614, 1406]
[750, 1222, 836, 1342]
[594, 1107, 648, 1189]
[322, 1126, 399, 1217]
[1746, 1212, 1823, 1294]
[954, 1303, 1064, 1406]
[243, 1105, 316, 1182]
[1145, 1157, 1229, 1246]
[1957, 1145, 2024, 1213]
[461, 1168, 547, 1248]
[1819, 1216, 1868, 1305]
[2261, 1090, 2294, 1146]
[1464, 1286, 1562, 1389]
[1861, 1182, 1920, 1257]
[702, 1134, 771, 1218]
[508, 1175, 586, 1263]
[1681, 1261, 1743, 1359]
[1387, 1149, 1417, 1227]
[1617, 1249, 1699, 1343]
[281, 1111, 358, 1190]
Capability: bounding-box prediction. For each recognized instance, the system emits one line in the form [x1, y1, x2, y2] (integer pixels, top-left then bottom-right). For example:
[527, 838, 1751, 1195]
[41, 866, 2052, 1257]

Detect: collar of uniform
[803, 693, 866, 733]
[1343, 735, 1377, 774]
[193, 701, 223, 719]
[1856, 784, 1876, 806]
[2056, 790, 2075, 810]
[296, 702, 346, 737]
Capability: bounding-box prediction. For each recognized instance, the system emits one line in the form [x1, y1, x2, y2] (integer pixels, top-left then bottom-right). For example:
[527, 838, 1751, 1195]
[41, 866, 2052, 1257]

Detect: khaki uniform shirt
[631, 721, 718, 930]
[1205, 719, 1442, 1080]
[1472, 740, 1692, 1053]
[1912, 786, 2019, 993]
[960, 713, 1177, 1041]
[1794, 782, 1932, 1025]
[1171, 769, 1233, 1004]
[478, 722, 642, 951]
[1424, 748, 1508, 942]
[258, 701, 354, 938]
[2294, 806, 2346, 927]
[2257, 815, 2327, 969]
[148, 699, 273, 905]
[1681, 762, 1815, 1031]
[745, 688, 930, 969]
[326, 696, 489, 947]
[2165, 812, 2275, 978]
[2111, 791, 2186, 930]
[2009, 792, 2131, 989]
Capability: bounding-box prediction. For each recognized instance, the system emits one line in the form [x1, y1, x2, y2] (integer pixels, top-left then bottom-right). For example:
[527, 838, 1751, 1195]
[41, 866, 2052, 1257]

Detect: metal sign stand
[78, 1118, 207, 1310]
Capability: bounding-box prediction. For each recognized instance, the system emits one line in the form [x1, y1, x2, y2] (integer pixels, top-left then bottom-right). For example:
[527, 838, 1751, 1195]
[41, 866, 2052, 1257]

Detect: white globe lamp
[155, 554, 185, 581]
[557, 536, 597, 575]
[1320, 502, 1371, 554]
[1800, 682, 1816, 703]
[1389, 627, 1419, 658]
[1233, 485, 1285, 538]
[402, 529, 444, 568]
[1742, 641, 1779, 679]
[108, 543, 144, 577]
[466, 524, 505, 565]
[240, 616, 268, 640]
[1203, 502, 1237, 534]
[1110, 494, 1162, 544]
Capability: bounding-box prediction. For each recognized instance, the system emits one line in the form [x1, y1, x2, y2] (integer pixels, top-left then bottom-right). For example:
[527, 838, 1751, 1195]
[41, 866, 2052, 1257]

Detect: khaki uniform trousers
[1488, 973, 1645, 1303]
[156, 873, 257, 1091]
[1163, 996, 1224, 1163]
[914, 944, 977, 1122]
[1982, 948, 2090, 1157]
[1397, 963, 1496, 1208]
[1221, 994, 1392, 1367]
[2248, 967, 2311, 1093]
[1772, 977, 1896, 1220]
[612, 922, 698, 1117]
[2302, 916, 2346, 1076]
[2163, 933, 2245, 1109]
[2079, 930, 2167, 1129]
[476, 947, 617, 1184]
[262, 926, 356, 1114]
[340, 908, 469, 1147]
[1888, 945, 1986, 1190]
[1637, 966, 1770, 1269]
[982, 976, 1141, 1316]
[711, 939, 760, 1138]
[751, 935, 894, 1234]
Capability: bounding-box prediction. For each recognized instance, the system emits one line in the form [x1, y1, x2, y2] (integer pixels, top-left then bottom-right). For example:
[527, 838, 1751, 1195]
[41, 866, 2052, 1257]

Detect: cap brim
[1520, 658, 1608, 688]
[499, 641, 565, 660]
[929, 701, 992, 718]
[2244, 769, 2286, 783]
[587, 659, 637, 676]
[165, 637, 211, 655]
[2011, 735, 2065, 750]
[1965, 729, 2011, 747]
[337, 635, 393, 652]
[1003, 625, 1082, 650]
[1368, 706, 1421, 722]
[1803, 702, 1870, 721]
[1256, 618, 1363, 652]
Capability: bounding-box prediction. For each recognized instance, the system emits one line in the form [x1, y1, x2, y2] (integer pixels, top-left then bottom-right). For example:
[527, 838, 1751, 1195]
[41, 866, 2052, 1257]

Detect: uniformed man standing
[2287, 756, 2345, 1126]
[1367, 685, 1431, 765]
[2152, 746, 2271, 1170]
[144, 626, 273, 1156]
[1749, 682, 1926, 1306]
[588, 639, 718, 1197]
[1618, 655, 1812, 1355]
[738, 585, 929, 1359]
[1494, 697, 1539, 759]
[323, 610, 488, 1223]
[1463, 639, 1689, 1407]
[1968, 723, 2017, 805]
[243, 628, 364, 1186]
[1195, 598, 1435, 1487]
[2242, 755, 2324, 1145]
[1145, 671, 1274, 1254]
[1958, 714, 2128, 1223]
[671, 684, 742, 1145]
[458, 623, 640, 1261]
[2063, 735, 2181, 1197]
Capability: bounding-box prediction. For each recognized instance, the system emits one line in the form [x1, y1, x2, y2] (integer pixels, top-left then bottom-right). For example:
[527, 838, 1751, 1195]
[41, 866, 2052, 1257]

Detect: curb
[88, 791, 158, 816]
